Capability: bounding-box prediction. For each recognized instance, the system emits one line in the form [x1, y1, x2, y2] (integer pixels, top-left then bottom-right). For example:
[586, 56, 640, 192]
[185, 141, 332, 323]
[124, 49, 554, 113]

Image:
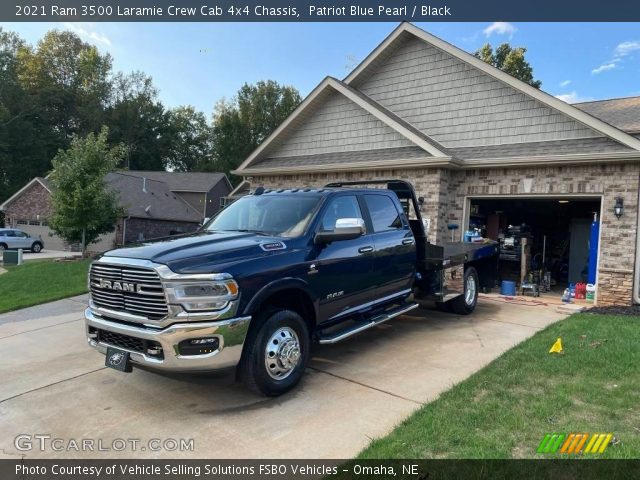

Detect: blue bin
[500, 280, 516, 296]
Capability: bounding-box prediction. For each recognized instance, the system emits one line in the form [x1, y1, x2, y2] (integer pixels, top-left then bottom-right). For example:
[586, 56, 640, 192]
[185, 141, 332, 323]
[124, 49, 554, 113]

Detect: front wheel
[450, 266, 479, 315]
[238, 309, 310, 396]
[31, 242, 43, 253]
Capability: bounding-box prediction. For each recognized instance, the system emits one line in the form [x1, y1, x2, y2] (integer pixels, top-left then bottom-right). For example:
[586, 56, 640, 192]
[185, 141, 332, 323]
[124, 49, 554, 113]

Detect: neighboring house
[0, 171, 231, 252]
[234, 22, 640, 306]
[123, 171, 232, 218]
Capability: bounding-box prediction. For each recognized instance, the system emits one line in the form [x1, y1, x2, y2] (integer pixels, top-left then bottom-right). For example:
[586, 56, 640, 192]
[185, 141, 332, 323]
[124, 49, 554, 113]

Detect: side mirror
[315, 218, 365, 244]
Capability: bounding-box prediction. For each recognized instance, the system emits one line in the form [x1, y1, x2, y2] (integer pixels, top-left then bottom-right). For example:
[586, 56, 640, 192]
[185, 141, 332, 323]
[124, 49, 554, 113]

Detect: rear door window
[364, 195, 403, 233]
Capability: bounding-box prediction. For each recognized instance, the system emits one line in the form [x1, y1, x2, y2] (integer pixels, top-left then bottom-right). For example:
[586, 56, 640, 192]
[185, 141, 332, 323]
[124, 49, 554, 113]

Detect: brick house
[1, 171, 231, 252]
[234, 23, 640, 306]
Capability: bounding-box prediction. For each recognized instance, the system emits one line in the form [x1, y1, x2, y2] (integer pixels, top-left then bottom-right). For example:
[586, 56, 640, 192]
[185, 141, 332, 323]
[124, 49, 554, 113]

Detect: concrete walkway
[0, 294, 567, 459]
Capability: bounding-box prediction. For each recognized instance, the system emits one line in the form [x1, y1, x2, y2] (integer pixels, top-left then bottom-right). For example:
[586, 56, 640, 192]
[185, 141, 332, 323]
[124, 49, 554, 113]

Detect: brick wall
[3, 181, 52, 225]
[251, 160, 640, 306]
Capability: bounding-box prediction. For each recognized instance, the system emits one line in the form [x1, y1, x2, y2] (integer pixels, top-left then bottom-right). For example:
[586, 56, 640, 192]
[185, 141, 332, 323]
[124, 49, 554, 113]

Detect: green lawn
[0, 259, 91, 313]
[359, 313, 640, 459]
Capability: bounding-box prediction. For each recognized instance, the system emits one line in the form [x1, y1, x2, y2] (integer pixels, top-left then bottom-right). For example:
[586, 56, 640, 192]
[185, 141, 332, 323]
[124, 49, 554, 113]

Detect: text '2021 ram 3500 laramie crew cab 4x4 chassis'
[85, 180, 498, 396]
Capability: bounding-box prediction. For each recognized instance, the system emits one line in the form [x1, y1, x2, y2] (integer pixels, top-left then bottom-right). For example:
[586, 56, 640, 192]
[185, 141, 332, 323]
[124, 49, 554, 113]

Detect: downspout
[633, 185, 640, 304]
[122, 216, 130, 246]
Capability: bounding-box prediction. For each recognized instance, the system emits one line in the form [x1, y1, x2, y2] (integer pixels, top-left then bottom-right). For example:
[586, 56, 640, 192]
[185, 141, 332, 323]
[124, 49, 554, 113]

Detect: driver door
[308, 195, 376, 323]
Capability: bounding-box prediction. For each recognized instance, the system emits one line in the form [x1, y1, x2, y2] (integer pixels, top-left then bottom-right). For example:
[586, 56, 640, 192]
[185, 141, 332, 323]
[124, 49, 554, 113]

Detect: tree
[49, 127, 125, 253]
[475, 43, 542, 88]
[0, 28, 114, 205]
[164, 106, 213, 172]
[211, 80, 301, 178]
[105, 71, 169, 170]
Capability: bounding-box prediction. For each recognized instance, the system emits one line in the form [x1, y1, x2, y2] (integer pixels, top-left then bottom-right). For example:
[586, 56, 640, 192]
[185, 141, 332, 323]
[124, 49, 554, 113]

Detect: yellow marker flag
[549, 338, 563, 353]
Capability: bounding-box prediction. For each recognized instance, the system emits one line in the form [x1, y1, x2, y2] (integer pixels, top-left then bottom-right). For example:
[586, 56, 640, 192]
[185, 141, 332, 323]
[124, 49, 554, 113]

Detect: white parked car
[0, 228, 44, 253]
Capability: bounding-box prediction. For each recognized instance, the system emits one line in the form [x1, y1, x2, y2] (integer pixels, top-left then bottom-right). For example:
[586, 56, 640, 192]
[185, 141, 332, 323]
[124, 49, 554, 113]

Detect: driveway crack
[308, 366, 422, 405]
[0, 367, 107, 405]
[0, 319, 83, 340]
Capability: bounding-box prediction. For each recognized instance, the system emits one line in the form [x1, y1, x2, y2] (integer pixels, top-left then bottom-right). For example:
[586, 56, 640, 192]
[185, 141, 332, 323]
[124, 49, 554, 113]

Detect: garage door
[18, 224, 67, 251]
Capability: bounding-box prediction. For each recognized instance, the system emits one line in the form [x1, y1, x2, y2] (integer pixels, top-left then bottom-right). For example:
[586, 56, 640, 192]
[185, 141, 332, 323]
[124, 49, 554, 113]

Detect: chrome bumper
[85, 308, 251, 372]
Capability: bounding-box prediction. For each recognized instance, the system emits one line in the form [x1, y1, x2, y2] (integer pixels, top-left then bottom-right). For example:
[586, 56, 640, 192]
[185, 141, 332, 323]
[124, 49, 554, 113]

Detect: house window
[17, 219, 28, 225]
[28, 220, 40, 225]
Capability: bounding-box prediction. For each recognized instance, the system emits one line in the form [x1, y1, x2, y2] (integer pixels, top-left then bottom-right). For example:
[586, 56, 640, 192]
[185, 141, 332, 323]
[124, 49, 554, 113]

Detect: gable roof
[123, 171, 231, 193]
[234, 76, 451, 174]
[0, 177, 51, 211]
[345, 22, 640, 151]
[105, 172, 202, 222]
[234, 23, 640, 176]
[574, 96, 640, 134]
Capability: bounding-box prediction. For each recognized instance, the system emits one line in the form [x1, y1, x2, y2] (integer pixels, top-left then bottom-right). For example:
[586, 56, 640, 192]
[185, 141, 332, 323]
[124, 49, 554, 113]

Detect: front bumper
[85, 308, 251, 372]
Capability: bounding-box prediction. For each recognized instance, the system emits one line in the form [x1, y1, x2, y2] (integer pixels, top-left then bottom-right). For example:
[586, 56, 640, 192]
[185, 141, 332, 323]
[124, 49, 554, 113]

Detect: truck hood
[101, 231, 289, 273]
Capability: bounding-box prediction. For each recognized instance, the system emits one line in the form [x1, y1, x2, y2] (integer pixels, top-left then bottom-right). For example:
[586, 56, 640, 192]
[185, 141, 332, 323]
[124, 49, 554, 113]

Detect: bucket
[500, 280, 516, 296]
[586, 283, 596, 302]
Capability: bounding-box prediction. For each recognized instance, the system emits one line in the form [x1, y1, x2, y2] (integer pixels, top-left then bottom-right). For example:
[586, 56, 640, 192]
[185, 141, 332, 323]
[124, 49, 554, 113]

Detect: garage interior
[467, 197, 601, 295]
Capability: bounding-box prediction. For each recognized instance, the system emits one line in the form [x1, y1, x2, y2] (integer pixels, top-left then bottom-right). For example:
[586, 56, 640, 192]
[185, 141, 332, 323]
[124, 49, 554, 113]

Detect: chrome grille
[89, 264, 168, 320]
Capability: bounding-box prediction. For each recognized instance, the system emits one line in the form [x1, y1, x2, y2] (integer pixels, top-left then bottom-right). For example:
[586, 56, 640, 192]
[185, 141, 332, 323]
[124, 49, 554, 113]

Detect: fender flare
[243, 277, 318, 322]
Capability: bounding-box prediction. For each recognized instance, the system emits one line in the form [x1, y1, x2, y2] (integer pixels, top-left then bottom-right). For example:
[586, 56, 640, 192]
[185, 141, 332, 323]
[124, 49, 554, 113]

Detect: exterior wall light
[614, 197, 624, 219]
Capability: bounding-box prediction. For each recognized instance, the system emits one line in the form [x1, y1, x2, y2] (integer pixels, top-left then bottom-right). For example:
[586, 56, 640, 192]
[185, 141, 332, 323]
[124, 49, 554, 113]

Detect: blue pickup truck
[85, 180, 498, 395]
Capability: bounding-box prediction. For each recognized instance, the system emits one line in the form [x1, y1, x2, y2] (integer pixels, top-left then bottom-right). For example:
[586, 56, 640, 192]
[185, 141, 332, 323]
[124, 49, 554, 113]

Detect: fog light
[178, 338, 220, 356]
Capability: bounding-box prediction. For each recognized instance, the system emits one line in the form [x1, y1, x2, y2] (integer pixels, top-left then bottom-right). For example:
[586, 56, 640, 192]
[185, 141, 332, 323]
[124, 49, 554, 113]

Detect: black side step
[317, 303, 419, 345]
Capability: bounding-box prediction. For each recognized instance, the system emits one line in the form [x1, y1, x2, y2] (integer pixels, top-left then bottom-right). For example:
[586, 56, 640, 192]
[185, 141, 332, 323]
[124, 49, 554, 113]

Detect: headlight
[164, 279, 239, 312]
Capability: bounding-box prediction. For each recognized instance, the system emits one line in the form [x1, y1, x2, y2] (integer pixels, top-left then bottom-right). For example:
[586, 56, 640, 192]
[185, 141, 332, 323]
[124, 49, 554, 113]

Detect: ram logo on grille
[99, 279, 138, 293]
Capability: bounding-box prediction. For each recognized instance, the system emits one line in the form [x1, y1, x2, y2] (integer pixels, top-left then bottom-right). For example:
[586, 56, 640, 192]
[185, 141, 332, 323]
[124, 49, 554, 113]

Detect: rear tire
[450, 266, 479, 315]
[238, 309, 310, 396]
[31, 242, 43, 253]
[0, 243, 6, 252]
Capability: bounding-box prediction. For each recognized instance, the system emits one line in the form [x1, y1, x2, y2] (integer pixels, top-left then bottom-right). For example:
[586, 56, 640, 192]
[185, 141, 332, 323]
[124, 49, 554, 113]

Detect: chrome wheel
[264, 327, 301, 380]
[465, 274, 477, 306]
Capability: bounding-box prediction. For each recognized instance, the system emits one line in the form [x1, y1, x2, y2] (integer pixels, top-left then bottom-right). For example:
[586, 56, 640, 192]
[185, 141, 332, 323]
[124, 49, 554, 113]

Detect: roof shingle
[123, 171, 228, 192]
[574, 97, 640, 133]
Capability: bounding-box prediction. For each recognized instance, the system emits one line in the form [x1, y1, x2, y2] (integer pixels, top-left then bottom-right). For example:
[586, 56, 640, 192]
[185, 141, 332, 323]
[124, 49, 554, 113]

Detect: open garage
[466, 196, 602, 295]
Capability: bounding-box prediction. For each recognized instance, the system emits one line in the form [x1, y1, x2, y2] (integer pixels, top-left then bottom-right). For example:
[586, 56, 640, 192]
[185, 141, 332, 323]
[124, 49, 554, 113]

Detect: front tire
[450, 266, 479, 315]
[238, 309, 310, 396]
[31, 242, 43, 253]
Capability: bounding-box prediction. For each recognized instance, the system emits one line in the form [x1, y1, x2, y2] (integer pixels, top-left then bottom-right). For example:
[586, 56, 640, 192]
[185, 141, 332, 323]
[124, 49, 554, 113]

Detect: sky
[2, 21, 639, 115]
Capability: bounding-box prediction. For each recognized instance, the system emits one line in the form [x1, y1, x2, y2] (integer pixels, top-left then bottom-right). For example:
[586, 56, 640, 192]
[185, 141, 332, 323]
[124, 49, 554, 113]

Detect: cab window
[320, 196, 363, 231]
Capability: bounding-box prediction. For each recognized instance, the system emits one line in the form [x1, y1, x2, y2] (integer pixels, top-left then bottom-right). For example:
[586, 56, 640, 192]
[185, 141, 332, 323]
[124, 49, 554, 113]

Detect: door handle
[358, 246, 374, 254]
[402, 238, 415, 245]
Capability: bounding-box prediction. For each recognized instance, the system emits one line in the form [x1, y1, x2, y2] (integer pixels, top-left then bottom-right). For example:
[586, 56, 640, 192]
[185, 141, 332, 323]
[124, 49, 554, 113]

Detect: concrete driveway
[0, 295, 566, 459]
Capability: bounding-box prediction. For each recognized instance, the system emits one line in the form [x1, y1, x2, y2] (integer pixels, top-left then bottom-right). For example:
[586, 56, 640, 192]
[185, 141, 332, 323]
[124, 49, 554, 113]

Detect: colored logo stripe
[537, 433, 565, 453]
[538, 433, 613, 454]
[584, 433, 613, 454]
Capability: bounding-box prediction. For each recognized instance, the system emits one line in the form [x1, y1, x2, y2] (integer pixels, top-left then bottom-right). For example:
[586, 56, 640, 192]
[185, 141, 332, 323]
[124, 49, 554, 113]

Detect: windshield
[205, 194, 321, 238]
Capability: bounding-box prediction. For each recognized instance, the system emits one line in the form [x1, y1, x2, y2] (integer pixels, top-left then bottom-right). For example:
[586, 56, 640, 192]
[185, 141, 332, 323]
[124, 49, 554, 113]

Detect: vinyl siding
[354, 36, 602, 148]
[265, 89, 415, 159]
